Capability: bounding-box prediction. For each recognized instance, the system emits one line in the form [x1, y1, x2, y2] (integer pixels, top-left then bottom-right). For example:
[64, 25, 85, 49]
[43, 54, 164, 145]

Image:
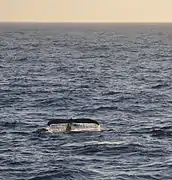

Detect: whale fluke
[47, 118, 99, 126]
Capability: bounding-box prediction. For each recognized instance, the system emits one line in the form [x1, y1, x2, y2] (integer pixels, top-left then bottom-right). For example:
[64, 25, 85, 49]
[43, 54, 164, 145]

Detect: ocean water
[0, 23, 172, 180]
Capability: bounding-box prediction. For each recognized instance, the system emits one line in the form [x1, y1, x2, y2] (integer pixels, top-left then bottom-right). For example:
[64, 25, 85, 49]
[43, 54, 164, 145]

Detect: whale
[37, 118, 101, 133]
[47, 118, 100, 126]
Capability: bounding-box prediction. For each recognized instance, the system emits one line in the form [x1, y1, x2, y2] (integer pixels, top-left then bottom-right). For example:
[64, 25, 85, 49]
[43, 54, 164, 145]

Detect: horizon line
[1, 21, 172, 24]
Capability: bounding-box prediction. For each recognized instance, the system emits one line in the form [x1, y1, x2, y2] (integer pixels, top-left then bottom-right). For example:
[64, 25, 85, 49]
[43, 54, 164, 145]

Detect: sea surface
[0, 23, 172, 180]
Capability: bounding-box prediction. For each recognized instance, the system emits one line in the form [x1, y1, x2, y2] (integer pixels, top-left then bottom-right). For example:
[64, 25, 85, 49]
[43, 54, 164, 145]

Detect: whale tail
[47, 118, 100, 132]
[47, 118, 99, 126]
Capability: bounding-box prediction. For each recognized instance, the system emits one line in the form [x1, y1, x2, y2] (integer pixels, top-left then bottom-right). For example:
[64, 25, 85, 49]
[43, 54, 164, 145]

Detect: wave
[130, 125, 172, 138]
[151, 83, 170, 89]
[150, 127, 172, 137]
[28, 168, 98, 180]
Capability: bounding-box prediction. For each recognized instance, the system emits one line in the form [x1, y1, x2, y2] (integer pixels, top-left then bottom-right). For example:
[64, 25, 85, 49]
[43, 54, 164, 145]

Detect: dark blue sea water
[0, 23, 172, 180]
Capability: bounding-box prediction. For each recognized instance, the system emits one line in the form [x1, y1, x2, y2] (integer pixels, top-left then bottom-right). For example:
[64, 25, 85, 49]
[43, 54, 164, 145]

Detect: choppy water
[0, 23, 172, 180]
